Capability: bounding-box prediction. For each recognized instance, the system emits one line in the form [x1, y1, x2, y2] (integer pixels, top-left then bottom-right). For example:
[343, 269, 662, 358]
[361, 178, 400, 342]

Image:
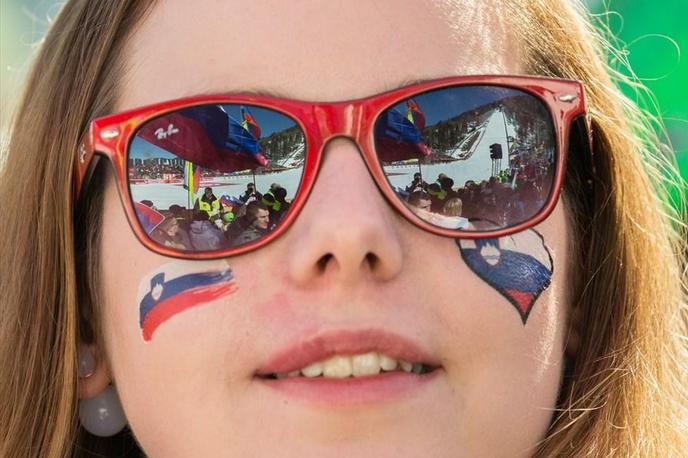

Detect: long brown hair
[0, 1, 154, 456]
[1, 1, 685, 457]
[512, 2, 688, 455]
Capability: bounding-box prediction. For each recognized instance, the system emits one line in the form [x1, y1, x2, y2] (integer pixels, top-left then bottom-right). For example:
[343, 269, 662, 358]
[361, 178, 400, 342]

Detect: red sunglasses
[75, 75, 588, 260]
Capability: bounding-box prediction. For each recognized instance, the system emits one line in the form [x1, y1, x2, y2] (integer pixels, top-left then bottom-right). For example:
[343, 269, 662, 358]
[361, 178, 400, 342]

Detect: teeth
[270, 352, 429, 379]
[399, 360, 413, 373]
[322, 355, 352, 378]
[379, 354, 398, 371]
[301, 362, 323, 378]
[352, 352, 381, 376]
[274, 370, 301, 379]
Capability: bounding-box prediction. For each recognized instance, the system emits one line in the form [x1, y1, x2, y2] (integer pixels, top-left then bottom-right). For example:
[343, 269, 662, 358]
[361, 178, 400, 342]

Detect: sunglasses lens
[128, 104, 305, 252]
[374, 85, 557, 232]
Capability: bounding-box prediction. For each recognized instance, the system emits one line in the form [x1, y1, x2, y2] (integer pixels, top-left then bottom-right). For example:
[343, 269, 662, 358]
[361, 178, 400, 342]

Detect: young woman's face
[98, 1, 573, 456]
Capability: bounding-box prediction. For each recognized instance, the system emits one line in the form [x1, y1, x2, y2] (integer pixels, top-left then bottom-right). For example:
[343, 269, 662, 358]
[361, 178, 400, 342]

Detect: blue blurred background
[1, 0, 686, 202]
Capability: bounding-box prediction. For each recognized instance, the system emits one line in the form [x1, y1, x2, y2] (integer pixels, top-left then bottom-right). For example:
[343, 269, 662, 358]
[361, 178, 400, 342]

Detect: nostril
[317, 253, 334, 272]
[365, 252, 379, 269]
[315, 252, 379, 273]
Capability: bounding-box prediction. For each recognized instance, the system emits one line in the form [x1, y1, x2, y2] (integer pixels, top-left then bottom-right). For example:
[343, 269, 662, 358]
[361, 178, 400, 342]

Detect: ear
[564, 304, 582, 359]
[78, 344, 112, 400]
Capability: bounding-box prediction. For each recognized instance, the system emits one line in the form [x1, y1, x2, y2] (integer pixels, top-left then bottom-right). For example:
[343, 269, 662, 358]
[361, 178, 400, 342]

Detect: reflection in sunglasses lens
[128, 104, 305, 252]
[375, 85, 556, 231]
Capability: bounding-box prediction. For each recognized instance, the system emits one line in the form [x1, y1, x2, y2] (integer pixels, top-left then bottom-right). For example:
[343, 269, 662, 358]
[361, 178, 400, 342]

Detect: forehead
[118, 0, 519, 110]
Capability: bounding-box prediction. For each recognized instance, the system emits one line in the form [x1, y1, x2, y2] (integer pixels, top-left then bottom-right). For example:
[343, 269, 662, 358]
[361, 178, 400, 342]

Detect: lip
[255, 328, 440, 375]
[256, 370, 441, 406]
[254, 328, 442, 405]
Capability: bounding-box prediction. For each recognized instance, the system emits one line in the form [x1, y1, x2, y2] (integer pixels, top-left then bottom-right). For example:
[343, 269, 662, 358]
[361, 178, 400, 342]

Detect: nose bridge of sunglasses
[313, 102, 364, 140]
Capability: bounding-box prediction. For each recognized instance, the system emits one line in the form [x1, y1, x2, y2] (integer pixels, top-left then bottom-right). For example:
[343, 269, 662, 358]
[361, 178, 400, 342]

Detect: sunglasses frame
[75, 75, 588, 260]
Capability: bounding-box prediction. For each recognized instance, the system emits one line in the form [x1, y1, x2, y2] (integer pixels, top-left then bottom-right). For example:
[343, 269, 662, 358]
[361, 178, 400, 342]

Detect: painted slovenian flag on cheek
[457, 228, 553, 324]
[138, 263, 238, 341]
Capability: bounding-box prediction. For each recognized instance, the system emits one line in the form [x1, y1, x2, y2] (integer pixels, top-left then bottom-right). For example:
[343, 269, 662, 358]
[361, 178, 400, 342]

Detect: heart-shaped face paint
[457, 228, 553, 324]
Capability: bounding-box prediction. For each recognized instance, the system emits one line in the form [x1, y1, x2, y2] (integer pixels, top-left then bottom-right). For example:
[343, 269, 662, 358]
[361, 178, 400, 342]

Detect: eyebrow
[180, 77, 433, 101]
[182, 87, 291, 99]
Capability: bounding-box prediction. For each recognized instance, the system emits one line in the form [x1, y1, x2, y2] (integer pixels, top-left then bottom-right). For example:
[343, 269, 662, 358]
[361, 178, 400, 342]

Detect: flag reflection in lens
[128, 104, 306, 252]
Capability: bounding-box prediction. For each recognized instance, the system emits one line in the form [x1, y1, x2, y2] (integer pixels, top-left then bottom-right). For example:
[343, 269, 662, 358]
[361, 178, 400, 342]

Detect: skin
[415, 199, 432, 212]
[137, 262, 238, 342]
[83, 1, 574, 456]
[164, 220, 178, 237]
[254, 209, 270, 230]
[458, 229, 554, 324]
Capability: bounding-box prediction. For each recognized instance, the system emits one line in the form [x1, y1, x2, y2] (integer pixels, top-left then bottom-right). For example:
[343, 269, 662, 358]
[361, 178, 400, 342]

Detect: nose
[284, 138, 404, 288]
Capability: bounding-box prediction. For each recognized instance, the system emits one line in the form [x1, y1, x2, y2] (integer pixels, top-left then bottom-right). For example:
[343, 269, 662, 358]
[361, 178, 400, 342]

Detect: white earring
[79, 385, 127, 437]
[78, 346, 96, 378]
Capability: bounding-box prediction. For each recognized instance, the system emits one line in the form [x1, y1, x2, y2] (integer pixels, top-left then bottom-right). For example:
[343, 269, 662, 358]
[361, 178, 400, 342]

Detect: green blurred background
[1, 0, 686, 202]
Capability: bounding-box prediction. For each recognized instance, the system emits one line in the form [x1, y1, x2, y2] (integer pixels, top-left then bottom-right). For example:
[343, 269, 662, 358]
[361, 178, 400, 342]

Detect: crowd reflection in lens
[402, 167, 552, 230]
[129, 103, 304, 252]
[130, 86, 556, 251]
[136, 181, 292, 252]
[376, 86, 557, 230]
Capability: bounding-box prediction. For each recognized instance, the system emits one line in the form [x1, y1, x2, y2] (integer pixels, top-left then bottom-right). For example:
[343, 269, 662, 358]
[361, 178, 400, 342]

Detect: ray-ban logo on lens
[155, 124, 179, 140]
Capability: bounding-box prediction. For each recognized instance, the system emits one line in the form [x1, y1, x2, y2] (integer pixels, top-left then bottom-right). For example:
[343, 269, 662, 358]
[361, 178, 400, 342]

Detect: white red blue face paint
[457, 228, 553, 324]
[137, 262, 237, 341]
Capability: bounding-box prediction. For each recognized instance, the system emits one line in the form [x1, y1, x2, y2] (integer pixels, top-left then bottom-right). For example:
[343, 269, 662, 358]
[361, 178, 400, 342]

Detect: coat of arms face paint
[137, 261, 238, 341]
[457, 228, 553, 324]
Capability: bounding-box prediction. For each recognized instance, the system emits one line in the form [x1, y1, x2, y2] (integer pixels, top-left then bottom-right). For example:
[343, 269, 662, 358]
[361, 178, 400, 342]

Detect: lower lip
[255, 370, 441, 406]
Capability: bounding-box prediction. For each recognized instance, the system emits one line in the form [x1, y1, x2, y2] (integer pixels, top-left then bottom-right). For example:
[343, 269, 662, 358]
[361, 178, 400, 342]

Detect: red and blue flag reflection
[137, 104, 268, 172]
[375, 98, 432, 162]
[134, 202, 165, 234]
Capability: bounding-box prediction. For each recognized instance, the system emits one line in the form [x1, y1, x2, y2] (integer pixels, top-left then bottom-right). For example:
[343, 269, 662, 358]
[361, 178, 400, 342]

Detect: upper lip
[255, 328, 440, 376]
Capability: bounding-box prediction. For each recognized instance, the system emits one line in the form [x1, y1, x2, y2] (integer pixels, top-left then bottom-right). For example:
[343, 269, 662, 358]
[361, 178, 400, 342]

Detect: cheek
[97, 181, 248, 444]
[98, 175, 240, 347]
[457, 228, 553, 325]
[415, 203, 570, 447]
[137, 262, 238, 342]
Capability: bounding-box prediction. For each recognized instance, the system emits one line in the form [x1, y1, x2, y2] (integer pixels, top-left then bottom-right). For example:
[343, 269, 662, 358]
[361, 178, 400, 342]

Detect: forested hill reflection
[260, 126, 305, 166]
